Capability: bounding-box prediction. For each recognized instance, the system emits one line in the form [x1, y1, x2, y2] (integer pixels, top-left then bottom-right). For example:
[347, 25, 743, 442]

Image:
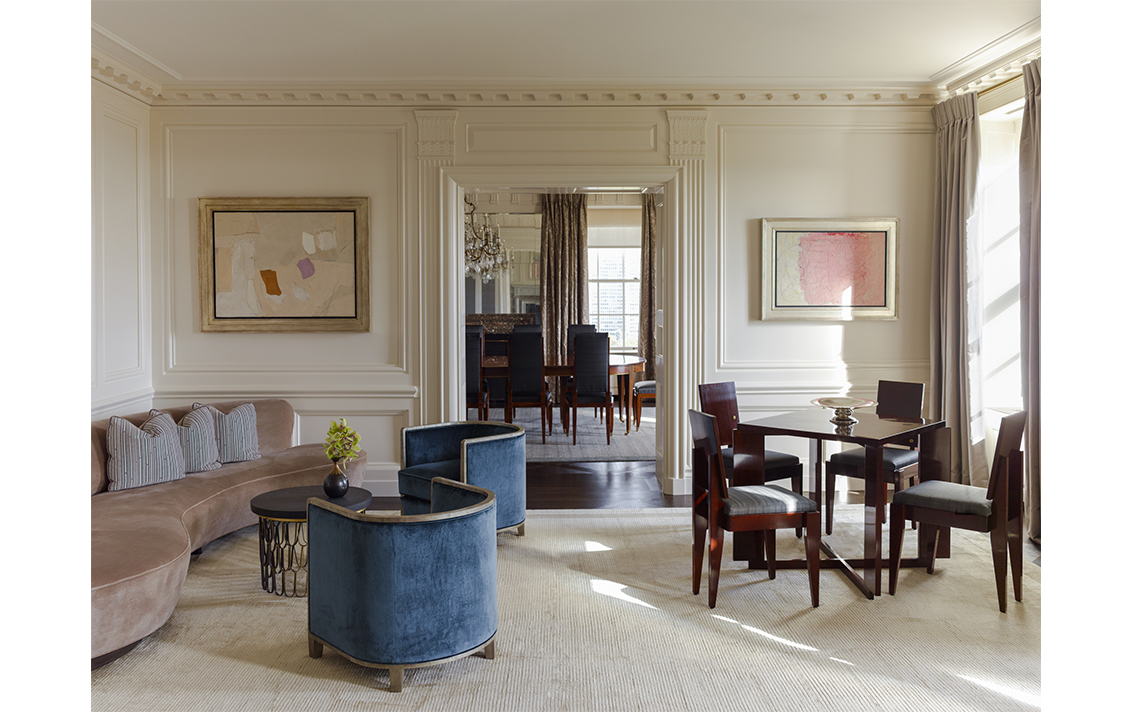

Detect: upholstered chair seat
[719, 484, 819, 519]
[397, 421, 526, 535]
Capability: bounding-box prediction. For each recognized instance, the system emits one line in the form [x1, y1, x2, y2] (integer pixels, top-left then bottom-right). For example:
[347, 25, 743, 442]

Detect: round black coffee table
[250, 485, 372, 597]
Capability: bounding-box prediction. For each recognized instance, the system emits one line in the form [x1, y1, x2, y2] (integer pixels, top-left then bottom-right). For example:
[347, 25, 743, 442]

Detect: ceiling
[92, 1, 1041, 92]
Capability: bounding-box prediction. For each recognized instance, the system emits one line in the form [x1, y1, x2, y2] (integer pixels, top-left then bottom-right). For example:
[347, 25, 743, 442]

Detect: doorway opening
[438, 166, 686, 496]
[461, 190, 660, 466]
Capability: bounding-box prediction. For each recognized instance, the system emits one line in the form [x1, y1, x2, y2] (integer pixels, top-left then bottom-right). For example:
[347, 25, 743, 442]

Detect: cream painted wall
[709, 106, 936, 463]
[147, 107, 418, 493]
[92, 80, 152, 417]
[90, 83, 938, 496]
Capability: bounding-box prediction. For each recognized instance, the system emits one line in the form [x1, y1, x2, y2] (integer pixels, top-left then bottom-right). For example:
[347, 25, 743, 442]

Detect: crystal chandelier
[464, 194, 513, 281]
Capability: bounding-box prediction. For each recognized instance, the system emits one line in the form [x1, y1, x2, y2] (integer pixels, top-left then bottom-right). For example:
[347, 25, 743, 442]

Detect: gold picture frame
[198, 197, 370, 332]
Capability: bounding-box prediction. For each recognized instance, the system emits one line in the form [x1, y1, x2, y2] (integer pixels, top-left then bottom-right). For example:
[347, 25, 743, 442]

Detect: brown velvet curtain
[1019, 59, 1041, 544]
[638, 194, 657, 380]
[540, 194, 589, 365]
[930, 93, 988, 485]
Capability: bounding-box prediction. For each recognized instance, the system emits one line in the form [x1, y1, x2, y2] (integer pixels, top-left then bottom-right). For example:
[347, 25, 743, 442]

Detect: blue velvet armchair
[398, 421, 526, 535]
[307, 478, 498, 692]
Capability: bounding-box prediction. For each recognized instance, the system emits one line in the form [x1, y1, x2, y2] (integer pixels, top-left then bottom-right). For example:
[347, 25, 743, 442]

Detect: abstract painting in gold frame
[198, 197, 370, 332]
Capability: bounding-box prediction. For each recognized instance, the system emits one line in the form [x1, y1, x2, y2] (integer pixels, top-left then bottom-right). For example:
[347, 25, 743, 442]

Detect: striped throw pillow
[106, 412, 187, 491]
[193, 402, 262, 463]
[151, 408, 222, 474]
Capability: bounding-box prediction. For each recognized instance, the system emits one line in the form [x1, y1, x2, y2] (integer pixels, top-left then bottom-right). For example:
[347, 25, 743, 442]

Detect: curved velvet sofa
[307, 477, 498, 692]
[90, 399, 367, 666]
[397, 421, 526, 534]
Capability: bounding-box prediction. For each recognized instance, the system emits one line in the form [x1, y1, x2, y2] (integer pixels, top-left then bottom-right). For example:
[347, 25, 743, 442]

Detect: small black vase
[323, 458, 349, 499]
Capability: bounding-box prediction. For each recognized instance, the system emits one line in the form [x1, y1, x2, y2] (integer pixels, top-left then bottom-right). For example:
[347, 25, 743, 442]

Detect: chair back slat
[986, 411, 1026, 502]
[876, 380, 925, 420]
[688, 409, 728, 500]
[567, 323, 597, 357]
[508, 332, 545, 394]
[573, 333, 610, 396]
[698, 382, 740, 449]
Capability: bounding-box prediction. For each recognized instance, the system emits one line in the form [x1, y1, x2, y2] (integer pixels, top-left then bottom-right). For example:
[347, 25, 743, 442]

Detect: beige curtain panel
[929, 92, 988, 486]
[1019, 58, 1041, 545]
[540, 194, 589, 365]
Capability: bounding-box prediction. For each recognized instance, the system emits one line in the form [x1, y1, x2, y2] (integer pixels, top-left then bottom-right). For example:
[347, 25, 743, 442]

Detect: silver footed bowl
[811, 397, 878, 425]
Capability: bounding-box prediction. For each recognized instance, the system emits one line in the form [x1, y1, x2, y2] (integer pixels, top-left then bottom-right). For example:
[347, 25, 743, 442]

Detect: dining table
[483, 353, 646, 435]
[732, 408, 952, 600]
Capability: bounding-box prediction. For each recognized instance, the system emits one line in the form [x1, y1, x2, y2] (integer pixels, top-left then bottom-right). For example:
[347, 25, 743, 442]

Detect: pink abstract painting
[774, 231, 888, 308]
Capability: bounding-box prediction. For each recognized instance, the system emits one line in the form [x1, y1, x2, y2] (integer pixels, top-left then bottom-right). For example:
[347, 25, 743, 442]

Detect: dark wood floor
[371, 460, 688, 510]
[372, 460, 1039, 565]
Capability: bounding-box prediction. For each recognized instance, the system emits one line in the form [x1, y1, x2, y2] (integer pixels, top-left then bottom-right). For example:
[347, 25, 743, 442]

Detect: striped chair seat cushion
[633, 380, 656, 395]
[722, 484, 818, 517]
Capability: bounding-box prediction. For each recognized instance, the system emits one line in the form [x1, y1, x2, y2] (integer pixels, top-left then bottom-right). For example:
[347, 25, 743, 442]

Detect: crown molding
[932, 17, 1041, 97]
[90, 58, 944, 108]
[92, 49, 164, 104]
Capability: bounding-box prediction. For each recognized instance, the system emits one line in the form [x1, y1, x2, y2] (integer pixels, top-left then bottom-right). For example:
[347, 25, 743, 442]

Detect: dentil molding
[92, 56, 947, 108]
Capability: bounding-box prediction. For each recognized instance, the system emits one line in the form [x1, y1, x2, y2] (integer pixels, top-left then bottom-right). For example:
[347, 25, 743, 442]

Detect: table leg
[862, 445, 884, 597]
[809, 439, 823, 517]
[557, 379, 568, 434]
[622, 374, 633, 434]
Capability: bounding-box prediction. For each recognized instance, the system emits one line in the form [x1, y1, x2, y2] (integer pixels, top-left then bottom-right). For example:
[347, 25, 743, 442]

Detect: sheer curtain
[930, 93, 989, 485]
[1019, 59, 1041, 544]
[540, 194, 589, 364]
[638, 194, 657, 381]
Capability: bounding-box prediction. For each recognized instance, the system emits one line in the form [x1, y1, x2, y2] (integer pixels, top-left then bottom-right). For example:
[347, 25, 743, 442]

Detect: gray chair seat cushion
[891, 479, 993, 517]
[829, 445, 920, 472]
[398, 459, 460, 500]
[634, 380, 656, 395]
[723, 484, 818, 516]
[721, 446, 800, 482]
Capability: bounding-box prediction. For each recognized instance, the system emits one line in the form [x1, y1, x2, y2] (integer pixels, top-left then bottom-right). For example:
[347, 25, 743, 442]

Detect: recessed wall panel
[101, 115, 143, 377]
[467, 122, 658, 154]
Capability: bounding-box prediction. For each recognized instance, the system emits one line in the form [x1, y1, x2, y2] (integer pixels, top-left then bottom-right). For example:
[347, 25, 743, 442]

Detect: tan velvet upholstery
[91, 399, 367, 660]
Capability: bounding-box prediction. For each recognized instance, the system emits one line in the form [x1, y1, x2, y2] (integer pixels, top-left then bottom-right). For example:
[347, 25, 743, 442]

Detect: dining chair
[505, 331, 552, 442]
[465, 326, 489, 421]
[483, 332, 509, 417]
[564, 324, 597, 418]
[697, 381, 804, 508]
[512, 324, 542, 334]
[824, 380, 924, 534]
[632, 380, 655, 430]
[889, 410, 1027, 613]
[566, 324, 596, 356]
[565, 332, 613, 445]
[689, 409, 820, 609]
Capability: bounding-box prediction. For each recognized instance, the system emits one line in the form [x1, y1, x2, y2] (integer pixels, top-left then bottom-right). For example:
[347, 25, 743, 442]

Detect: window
[588, 248, 640, 352]
[586, 206, 643, 354]
[976, 95, 1025, 414]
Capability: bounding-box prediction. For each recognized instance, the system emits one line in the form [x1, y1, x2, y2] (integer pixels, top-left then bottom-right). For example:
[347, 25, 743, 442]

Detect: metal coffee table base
[258, 517, 309, 597]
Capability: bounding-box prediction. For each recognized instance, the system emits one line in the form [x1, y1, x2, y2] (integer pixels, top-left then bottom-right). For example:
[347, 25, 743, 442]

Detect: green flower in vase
[324, 418, 362, 462]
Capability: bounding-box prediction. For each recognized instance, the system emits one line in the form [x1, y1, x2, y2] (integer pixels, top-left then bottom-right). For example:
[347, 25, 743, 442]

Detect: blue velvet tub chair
[307, 478, 498, 692]
[398, 421, 526, 535]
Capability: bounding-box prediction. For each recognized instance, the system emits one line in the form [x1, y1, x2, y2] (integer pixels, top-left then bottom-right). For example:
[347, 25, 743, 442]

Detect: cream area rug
[91, 507, 1039, 711]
